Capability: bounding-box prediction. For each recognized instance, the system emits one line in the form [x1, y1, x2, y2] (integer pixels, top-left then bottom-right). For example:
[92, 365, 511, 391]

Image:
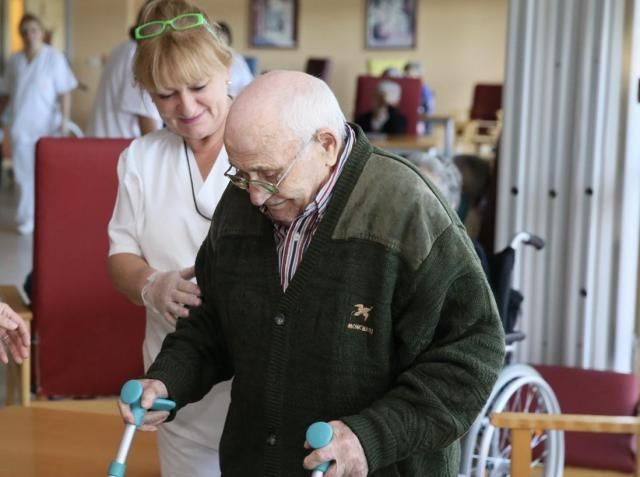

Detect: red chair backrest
[470, 83, 503, 121]
[305, 57, 332, 83]
[32, 137, 144, 397]
[354, 75, 422, 136]
[535, 365, 638, 473]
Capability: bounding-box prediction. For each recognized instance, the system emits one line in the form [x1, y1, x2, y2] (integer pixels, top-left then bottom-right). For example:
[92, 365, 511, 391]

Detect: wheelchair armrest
[505, 331, 526, 345]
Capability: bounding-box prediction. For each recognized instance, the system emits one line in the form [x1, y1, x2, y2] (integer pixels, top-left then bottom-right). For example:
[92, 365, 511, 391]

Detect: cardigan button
[274, 313, 285, 326]
[266, 433, 277, 446]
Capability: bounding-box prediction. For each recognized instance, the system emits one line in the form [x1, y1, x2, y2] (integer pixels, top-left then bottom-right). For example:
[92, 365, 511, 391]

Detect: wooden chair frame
[491, 412, 640, 476]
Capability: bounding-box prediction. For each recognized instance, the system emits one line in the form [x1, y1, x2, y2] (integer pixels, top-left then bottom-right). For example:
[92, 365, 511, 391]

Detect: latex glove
[0, 302, 30, 364]
[117, 379, 170, 432]
[303, 420, 369, 477]
[141, 267, 201, 326]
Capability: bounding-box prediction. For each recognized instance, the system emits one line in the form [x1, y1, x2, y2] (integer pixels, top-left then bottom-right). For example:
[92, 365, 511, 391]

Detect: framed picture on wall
[249, 0, 298, 48]
[366, 0, 417, 49]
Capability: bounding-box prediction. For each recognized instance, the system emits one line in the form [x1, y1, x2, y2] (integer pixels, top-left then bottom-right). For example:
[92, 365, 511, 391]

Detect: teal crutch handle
[306, 421, 333, 474]
[120, 379, 176, 426]
[108, 381, 177, 477]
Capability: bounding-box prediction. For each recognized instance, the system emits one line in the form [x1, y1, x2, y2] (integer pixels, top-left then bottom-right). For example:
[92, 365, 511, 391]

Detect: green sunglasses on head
[134, 12, 211, 40]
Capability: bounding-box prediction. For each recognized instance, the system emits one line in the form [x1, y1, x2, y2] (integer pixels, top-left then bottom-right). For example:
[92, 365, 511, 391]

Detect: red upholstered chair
[469, 83, 503, 122]
[353, 75, 422, 136]
[462, 83, 503, 153]
[305, 57, 332, 83]
[535, 365, 639, 473]
[32, 137, 145, 398]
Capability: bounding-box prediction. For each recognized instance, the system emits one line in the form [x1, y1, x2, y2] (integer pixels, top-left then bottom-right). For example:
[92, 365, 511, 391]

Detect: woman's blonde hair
[133, 0, 232, 92]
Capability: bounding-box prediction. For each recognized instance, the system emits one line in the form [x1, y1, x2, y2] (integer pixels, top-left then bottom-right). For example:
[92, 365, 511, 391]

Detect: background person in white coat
[216, 22, 254, 98]
[0, 13, 78, 235]
[87, 3, 162, 138]
[107, 1, 233, 475]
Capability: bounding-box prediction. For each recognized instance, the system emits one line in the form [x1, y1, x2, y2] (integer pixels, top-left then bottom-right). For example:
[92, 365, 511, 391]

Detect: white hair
[407, 151, 462, 210]
[377, 80, 402, 106]
[277, 74, 347, 144]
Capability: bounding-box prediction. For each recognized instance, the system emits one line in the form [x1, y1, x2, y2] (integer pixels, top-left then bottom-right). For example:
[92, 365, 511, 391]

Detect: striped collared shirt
[273, 125, 355, 290]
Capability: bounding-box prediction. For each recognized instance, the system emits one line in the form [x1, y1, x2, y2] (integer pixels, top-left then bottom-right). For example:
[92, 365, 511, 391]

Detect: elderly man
[122, 71, 505, 476]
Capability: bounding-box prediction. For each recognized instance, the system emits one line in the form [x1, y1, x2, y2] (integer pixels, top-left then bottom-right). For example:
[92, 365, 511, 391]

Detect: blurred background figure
[0, 13, 78, 235]
[453, 154, 492, 238]
[355, 79, 407, 135]
[216, 21, 254, 97]
[87, 3, 162, 138]
[404, 61, 435, 134]
[404, 61, 435, 115]
[407, 151, 462, 211]
[381, 66, 403, 78]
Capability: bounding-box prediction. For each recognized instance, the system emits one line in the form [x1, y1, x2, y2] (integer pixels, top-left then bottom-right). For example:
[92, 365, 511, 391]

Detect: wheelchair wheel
[472, 374, 564, 476]
[460, 364, 564, 477]
[459, 364, 545, 475]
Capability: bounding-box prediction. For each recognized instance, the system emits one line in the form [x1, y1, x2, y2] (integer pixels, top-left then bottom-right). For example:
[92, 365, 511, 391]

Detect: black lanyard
[183, 140, 212, 221]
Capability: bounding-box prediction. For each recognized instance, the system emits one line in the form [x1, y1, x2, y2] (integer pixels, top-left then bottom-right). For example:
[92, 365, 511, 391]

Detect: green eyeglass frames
[224, 138, 313, 195]
[134, 13, 210, 40]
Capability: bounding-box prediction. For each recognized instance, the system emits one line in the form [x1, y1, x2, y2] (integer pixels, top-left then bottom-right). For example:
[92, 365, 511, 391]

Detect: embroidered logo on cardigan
[347, 304, 374, 335]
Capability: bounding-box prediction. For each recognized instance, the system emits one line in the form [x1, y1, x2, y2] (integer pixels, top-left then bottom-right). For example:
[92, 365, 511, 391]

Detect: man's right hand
[117, 379, 170, 431]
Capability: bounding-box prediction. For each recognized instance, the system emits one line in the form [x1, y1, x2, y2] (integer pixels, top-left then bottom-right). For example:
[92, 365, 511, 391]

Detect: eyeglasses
[134, 13, 211, 40]
[225, 139, 313, 195]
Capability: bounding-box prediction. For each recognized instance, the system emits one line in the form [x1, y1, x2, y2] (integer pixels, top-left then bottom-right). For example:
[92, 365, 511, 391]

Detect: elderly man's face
[228, 136, 330, 225]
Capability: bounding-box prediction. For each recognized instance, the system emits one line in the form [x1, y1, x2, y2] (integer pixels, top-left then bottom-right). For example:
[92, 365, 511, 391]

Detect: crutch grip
[108, 380, 176, 477]
[306, 421, 334, 476]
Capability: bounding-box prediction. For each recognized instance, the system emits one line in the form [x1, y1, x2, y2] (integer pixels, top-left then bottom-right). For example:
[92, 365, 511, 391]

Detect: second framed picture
[249, 0, 298, 48]
[366, 0, 417, 49]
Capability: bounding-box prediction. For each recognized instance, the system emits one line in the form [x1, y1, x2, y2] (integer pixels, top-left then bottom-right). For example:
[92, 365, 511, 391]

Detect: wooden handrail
[490, 412, 640, 477]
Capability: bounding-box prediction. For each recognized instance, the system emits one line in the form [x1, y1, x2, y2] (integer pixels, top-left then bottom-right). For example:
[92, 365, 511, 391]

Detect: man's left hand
[303, 420, 368, 477]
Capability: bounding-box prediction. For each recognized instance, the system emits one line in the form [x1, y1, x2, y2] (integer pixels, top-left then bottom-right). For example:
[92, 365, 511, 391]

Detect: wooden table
[0, 285, 32, 406]
[0, 406, 160, 476]
[369, 134, 437, 154]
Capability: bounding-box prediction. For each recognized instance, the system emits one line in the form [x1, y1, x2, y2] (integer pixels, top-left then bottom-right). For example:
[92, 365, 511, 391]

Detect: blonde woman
[108, 1, 232, 475]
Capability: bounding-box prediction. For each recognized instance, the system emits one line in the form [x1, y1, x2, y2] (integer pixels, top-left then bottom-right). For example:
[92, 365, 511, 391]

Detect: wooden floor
[30, 397, 119, 415]
[0, 398, 633, 477]
[0, 402, 160, 477]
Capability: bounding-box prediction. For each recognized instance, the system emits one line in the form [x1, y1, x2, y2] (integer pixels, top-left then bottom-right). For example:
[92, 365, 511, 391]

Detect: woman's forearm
[108, 253, 155, 306]
[59, 92, 71, 133]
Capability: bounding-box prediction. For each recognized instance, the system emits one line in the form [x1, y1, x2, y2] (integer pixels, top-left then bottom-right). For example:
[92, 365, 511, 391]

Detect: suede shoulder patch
[332, 153, 454, 270]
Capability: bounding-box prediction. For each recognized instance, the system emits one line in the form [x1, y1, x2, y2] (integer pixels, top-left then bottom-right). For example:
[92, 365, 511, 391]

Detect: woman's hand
[141, 266, 201, 325]
[0, 303, 30, 364]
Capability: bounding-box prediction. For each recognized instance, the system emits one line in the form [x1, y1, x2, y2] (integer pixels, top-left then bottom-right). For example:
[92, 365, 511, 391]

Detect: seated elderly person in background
[407, 151, 461, 211]
[120, 70, 505, 476]
[355, 79, 407, 135]
[0, 303, 30, 364]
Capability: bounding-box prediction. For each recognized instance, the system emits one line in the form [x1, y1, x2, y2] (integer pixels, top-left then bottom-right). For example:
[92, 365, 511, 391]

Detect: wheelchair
[458, 232, 565, 476]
